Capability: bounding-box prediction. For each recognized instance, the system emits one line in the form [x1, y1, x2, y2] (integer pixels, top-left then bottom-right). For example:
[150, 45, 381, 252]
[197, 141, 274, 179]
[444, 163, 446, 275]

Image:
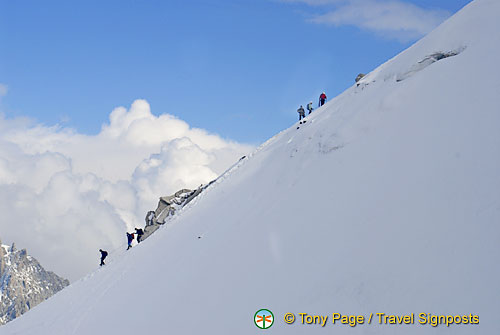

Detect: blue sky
[0, 0, 471, 144]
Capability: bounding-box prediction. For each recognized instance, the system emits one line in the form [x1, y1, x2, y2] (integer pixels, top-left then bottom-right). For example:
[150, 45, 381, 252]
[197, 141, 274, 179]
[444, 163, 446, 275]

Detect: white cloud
[0, 99, 253, 281]
[281, 0, 450, 41]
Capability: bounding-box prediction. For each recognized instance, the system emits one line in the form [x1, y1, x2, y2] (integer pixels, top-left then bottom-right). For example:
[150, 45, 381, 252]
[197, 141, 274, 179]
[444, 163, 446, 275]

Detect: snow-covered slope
[2, 0, 500, 334]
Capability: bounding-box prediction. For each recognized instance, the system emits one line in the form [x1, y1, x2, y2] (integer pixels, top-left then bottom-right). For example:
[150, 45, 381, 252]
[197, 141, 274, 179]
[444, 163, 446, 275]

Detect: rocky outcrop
[142, 183, 214, 241]
[355, 73, 366, 82]
[396, 47, 466, 82]
[139, 156, 248, 241]
[0, 241, 69, 325]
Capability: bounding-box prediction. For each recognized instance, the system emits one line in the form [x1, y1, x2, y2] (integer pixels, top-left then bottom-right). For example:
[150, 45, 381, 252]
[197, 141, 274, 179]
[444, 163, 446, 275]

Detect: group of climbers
[99, 227, 145, 266]
[99, 92, 329, 267]
[297, 92, 327, 121]
[125, 227, 145, 250]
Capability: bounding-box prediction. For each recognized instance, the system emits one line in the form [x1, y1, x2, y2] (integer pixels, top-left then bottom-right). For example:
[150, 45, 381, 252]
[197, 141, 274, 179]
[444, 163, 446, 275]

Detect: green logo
[254, 309, 274, 329]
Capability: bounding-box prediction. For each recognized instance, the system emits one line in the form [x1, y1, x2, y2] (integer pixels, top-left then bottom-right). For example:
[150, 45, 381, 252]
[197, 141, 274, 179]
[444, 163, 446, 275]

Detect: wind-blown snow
[2, 0, 499, 334]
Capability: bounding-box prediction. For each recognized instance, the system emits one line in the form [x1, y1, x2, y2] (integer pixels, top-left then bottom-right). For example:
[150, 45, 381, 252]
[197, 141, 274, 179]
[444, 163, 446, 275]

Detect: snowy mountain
[0, 242, 69, 325]
[2, 0, 499, 334]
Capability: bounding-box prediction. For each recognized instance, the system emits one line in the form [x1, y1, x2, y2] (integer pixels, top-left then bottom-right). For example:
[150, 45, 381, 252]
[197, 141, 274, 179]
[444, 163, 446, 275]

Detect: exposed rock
[355, 73, 366, 82]
[0, 240, 69, 325]
[142, 182, 214, 241]
[396, 47, 466, 82]
[140, 156, 248, 241]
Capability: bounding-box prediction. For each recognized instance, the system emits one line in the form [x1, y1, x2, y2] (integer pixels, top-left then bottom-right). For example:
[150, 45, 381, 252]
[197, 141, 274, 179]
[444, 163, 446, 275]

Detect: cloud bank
[280, 0, 450, 41]
[0, 99, 253, 281]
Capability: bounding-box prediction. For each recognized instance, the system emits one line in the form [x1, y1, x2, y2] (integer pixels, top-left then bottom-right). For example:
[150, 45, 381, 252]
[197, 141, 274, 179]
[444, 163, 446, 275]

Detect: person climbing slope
[99, 249, 108, 266]
[135, 227, 144, 243]
[307, 101, 314, 114]
[319, 92, 327, 106]
[297, 105, 305, 121]
[126, 232, 134, 250]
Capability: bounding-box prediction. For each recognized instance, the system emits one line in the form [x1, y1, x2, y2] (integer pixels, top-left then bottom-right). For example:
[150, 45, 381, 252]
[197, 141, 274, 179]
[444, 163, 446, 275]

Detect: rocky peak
[0, 241, 69, 325]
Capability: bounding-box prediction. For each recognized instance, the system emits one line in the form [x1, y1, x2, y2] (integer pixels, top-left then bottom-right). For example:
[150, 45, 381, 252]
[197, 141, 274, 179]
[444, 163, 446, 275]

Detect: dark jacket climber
[297, 105, 305, 121]
[126, 232, 134, 250]
[99, 249, 108, 266]
[319, 92, 327, 106]
[135, 228, 144, 243]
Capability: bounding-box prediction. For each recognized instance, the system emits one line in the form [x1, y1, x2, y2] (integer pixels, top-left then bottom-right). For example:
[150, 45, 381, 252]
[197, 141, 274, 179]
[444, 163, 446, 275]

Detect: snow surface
[2, 0, 500, 334]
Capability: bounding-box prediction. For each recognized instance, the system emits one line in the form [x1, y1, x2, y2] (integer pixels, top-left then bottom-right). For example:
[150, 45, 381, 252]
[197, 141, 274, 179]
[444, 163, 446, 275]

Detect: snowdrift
[2, 0, 499, 334]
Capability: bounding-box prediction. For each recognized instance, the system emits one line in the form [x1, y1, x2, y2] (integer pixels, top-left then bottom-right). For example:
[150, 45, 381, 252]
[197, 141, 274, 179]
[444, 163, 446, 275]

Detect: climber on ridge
[297, 105, 305, 121]
[126, 232, 134, 250]
[135, 227, 145, 243]
[99, 249, 108, 266]
[307, 101, 314, 114]
[319, 92, 327, 106]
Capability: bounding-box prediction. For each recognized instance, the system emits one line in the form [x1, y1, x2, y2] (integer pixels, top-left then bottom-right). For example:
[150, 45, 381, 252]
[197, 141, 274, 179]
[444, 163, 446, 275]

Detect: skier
[297, 105, 305, 121]
[126, 232, 134, 250]
[307, 101, 314, 114]
[319, 92, 327, 106]
[135, 227, 144, 243]
[99, 249, 108, 266]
